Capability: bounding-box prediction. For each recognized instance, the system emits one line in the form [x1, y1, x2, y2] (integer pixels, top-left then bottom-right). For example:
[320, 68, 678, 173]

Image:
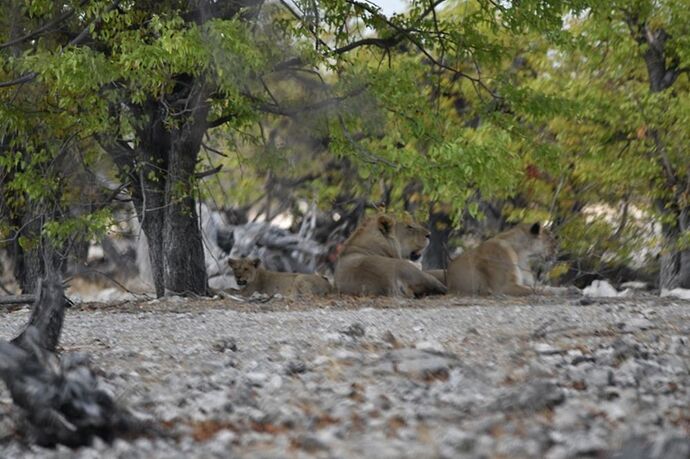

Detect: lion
[228, 258, 332, 296]
[429, 222, 562, 296]
[334, 214, 447, 297]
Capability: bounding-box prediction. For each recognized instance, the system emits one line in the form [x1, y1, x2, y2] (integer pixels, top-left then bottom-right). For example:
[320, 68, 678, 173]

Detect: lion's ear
[530, 222, 541, 236]
[228, 258, 238, 268]
[251, 258, 261, 268]
[377, 215, 395, 235]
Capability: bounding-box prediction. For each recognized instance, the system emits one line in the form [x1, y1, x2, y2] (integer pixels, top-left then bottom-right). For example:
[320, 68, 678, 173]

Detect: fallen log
[0, 294, 36, 305]
[1, 327, 146, 447]
[0, 274, 152, 447]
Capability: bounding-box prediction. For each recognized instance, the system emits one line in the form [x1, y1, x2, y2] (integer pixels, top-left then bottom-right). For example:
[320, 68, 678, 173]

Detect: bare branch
[194, 164, 223, 179]
[0, 72, 38, 89]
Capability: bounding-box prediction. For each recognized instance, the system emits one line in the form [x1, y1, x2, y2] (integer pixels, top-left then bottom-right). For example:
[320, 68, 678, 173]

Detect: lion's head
[339, 214, 402, 258]
[501, 222, 556, 258]
[228, 258, 260, 286]
[395, 220, 430, 261]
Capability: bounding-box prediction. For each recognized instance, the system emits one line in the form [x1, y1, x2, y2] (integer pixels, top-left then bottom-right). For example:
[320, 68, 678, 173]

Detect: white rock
[583, 280, 630, 298]
[279, 345, 297, 360]
[661, 288, 690, 300]
[267, 374, 283, 390]
[621, 281, 648, 290]
[533, 343, 563, 355]
[246, 372, 269, 386]
[415, 340, 445, 353]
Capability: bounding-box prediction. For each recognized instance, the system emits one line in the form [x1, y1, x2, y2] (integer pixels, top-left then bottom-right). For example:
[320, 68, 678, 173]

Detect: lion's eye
[407, 224, 413, 229]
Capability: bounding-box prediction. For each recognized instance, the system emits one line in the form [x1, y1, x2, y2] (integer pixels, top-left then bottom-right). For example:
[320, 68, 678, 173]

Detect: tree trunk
[422, 208, 452, 270]
[162, 82, 209, 296]
[10, 208, 49, 294]
[631, 17, 690, 290]
[163, 145, 208, 295]
[12, 271, 67, 353]
[659, 206, 690, 290]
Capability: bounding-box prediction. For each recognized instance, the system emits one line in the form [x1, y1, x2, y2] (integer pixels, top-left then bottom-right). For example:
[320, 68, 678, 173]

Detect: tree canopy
[2, 0, 689, 294]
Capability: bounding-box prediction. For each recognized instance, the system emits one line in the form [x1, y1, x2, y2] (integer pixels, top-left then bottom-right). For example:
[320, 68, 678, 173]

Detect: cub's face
[228, 258, 260, 286]
[395, 221, 430, 261]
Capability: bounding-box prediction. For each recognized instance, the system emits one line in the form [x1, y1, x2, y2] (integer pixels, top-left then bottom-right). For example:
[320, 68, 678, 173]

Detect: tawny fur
[228, 258, 332, 296]
[334, 214, 447, 297]
[441, 223, 556, 296]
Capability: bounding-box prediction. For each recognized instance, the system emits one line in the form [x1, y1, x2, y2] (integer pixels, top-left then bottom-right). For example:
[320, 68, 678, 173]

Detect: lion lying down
[427, 222, 573, 296]
[228, 258, 332, 296]
[334, 214, 447, 297]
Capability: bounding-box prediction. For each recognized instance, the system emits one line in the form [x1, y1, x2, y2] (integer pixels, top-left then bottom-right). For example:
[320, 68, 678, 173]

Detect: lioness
[228, 258, 332, 296]
[433, 222, 557, 296]
[334, 214, 447, 297]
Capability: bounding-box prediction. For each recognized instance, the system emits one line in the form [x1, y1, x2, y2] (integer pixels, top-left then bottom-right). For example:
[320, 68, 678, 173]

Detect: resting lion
[228, 258, 332, 296]
[428, 222, 561, 296]
[334, 214, 447, 297]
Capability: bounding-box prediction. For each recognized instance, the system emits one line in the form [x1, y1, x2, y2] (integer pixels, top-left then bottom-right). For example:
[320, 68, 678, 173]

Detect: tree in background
[4, 0, 688, 295]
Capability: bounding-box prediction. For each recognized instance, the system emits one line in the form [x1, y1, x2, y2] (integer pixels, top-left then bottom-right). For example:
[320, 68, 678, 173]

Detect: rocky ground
[0, 293, 689, 459]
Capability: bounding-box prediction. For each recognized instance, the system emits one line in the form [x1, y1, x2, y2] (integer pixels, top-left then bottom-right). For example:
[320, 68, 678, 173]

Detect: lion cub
[228, 258, 332, 296]
[433, 222, 556, 296]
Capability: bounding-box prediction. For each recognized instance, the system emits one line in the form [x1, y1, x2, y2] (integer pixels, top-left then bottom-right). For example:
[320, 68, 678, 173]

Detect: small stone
[439, 429, 476, 458]
[388, 349, 455, 381]
[278, 345, 297, 360]
[534, 343, 564, 355]
[493, 380, 564, 412]
[293, 434, 330, 452]
[324, 332, 344, 344]
[668, 336, 688, 355]
[246, 372, 268, 386]
[586, 367, 613, 388]
[341, 322, 366, 338]
[284, 360, 307, 375]
[415, 340, 445, 353]
[571, 355, 595, 365]
[382, 330, 401, 347]
[333, 349, 363, 362]
[212, 337, 238, 353]
[613, 359, 641, 387]
[616, 317, 655, 334]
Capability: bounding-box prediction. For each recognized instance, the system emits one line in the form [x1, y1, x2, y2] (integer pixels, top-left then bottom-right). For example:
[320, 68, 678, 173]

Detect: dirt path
[1, 295, 689, 458]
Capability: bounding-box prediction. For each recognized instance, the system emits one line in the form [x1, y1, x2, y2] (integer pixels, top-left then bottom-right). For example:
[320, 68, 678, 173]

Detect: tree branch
[194, 164, 223, 179]
[0, 1, 87, 50]
[0, 1, 119, 88]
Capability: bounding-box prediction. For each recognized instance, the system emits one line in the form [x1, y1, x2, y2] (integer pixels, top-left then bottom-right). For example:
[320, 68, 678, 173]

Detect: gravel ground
[1, 294, 689, 458]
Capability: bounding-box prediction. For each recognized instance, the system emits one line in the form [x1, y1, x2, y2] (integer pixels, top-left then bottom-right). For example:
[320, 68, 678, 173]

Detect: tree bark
[422, 207, 452, 270]
[163, 82, 210, 296]
[628, 14, 690, 290]
[9, 206, 52, 294]
[12, 272, 67, 353]
[659, 206, 690, 290]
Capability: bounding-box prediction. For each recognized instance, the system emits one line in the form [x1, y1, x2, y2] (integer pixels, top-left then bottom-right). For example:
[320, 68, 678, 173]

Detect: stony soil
[1, 293, 689, 458]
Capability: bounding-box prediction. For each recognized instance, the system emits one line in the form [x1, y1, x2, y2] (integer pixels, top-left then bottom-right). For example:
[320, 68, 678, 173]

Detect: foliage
[2, 0, 690, 284]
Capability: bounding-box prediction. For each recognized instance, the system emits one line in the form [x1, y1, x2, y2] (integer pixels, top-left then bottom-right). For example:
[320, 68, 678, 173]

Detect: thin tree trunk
[12, 209, 46, 294]
[628, 16, 690, 290]
[659, 206, 690, 290]
[422, 207, 452, 270]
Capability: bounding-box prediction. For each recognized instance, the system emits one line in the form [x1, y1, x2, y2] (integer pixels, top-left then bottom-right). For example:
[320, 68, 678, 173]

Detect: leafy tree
[518, 1, 690, 288]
